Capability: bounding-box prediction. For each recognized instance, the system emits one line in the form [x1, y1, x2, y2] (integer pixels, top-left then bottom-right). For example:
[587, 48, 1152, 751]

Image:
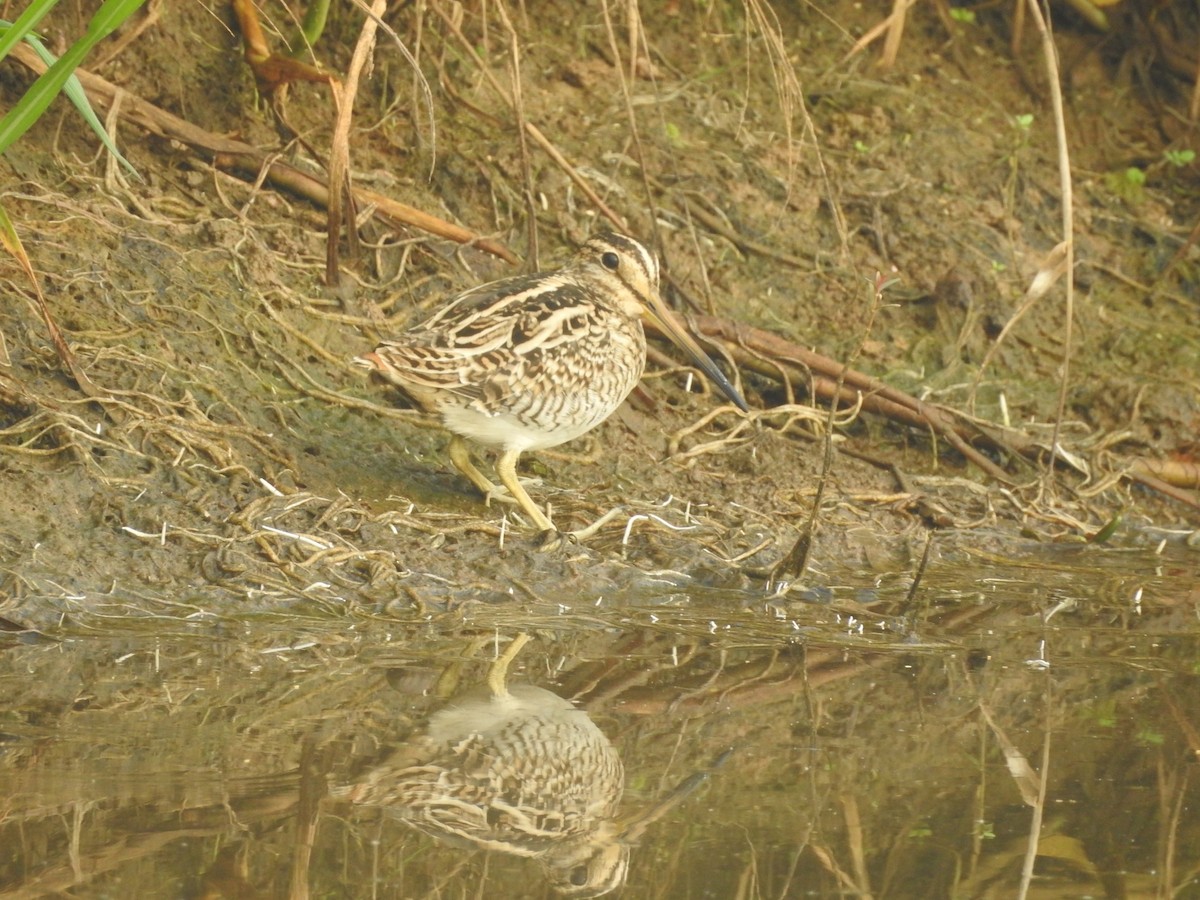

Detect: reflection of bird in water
[342, 634, 723, 898]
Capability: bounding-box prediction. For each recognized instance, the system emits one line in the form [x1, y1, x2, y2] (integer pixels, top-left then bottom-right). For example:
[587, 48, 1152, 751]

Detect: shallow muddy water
[2, 533, 1198, 898]
[3, 0, 1199, 896]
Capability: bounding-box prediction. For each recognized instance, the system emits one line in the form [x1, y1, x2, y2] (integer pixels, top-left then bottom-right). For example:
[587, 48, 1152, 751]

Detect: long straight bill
[642, 294, 749, 413]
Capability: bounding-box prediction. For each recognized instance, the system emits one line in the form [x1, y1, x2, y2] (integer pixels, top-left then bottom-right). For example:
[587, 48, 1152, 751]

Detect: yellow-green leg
[447, 435, 499, 496]
[486, 633, 531, 701]
[495, 448, 555, 535]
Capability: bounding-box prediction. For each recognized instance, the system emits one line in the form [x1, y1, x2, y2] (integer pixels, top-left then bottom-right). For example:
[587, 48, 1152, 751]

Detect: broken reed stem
[1023, 0, 1076, 486]
[1016, 680, 1054, 899]
[494, 1, 539, 269]
[326, 0, 386, 284]
[429, 3, 628, 231]
[600, 0, 662, 251]
[770, 273, 891, 588]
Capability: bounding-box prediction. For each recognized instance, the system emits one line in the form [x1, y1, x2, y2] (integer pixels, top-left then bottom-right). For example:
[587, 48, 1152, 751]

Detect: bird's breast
[431, 317, 645, 451]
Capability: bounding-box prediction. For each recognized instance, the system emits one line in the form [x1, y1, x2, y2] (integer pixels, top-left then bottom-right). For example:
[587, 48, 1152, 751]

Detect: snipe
[358, 232, 747, 544]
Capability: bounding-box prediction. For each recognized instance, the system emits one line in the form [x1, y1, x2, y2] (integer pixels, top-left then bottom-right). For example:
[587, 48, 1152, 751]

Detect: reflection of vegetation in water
[1, 546, 1199, 896]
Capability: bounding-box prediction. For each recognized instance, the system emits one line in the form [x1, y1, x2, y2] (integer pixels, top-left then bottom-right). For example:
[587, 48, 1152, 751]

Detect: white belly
[441, 383, 633, 452]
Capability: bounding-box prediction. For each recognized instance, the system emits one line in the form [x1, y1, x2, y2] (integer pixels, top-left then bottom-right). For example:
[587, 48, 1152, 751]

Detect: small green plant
[1104, 166, 1146, 202]
[949, 7, 977, 24]
[853, 139, 871, 154]
[1164, 148, 1195, 167]
[1082, 699, 1118, 728]
[1136, 729, 1165, 746]
[1008, 114, 1033, 167]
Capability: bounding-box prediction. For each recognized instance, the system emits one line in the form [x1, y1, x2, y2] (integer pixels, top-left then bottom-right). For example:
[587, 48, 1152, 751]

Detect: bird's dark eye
[600, 251, 620, 270]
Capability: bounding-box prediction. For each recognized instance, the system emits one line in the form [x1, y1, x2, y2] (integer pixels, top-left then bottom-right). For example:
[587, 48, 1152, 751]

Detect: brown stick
[7, 43, 517, 265]
[677, 313, 1016, 482]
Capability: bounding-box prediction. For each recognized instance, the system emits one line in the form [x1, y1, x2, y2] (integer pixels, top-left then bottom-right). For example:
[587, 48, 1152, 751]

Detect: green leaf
[0, 0, 62, 61]
[17, 30, 140, 177]
[0, 197, 21, 256]
[1088, 510, 1122, 544]
[0, 0, 146, 155]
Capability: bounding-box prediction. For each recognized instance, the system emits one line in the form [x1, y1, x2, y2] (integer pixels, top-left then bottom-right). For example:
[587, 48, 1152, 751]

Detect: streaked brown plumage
[340, 634, 728, 897]
[342, 634, 629, 897]
[358, 232, 747, 541]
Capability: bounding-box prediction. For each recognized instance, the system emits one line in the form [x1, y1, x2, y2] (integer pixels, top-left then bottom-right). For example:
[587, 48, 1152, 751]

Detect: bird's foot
[482, 477, 543, 508]
[482, 485, 518, 507]
[533, 507, 625, 552]
[535, 528, 576, 552]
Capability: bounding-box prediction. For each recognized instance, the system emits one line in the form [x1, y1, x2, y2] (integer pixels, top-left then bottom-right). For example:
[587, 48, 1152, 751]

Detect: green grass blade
[17, 31, 140, 177]
[0, 1, 62, 61]
[0, 198, 20, 256]
[0, 0, 145, 154]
